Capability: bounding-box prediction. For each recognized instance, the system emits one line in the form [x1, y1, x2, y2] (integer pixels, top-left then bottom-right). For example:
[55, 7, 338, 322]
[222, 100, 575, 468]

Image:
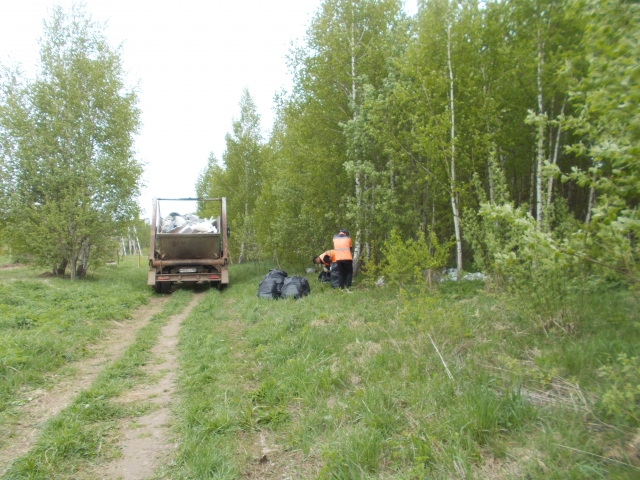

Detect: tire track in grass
[0, 296, 169, 476]
[100, 293, 202, 479]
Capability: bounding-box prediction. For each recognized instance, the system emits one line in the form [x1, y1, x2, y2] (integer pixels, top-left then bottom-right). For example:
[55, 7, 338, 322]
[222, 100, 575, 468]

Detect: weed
[597, 354, 640, 426]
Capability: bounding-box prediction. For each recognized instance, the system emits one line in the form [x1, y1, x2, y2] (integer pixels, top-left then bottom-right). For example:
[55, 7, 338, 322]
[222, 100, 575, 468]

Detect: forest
[197, 0, 639, 289]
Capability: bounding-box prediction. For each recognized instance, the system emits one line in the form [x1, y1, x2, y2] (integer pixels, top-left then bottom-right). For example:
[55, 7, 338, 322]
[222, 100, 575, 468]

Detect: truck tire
[160, 282, 171, 294]
[153, 282, 162, 294]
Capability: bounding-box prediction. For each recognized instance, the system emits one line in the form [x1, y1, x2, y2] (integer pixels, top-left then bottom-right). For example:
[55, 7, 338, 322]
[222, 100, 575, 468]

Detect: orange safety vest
[319, 250, 335, 266]
[332, 234, 352, 261]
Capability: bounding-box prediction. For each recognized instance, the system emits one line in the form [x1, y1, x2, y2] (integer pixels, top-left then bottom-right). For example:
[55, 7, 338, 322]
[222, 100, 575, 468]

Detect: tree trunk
[70, 257, 77, 281]
[364, 174, 371, 263]
[586, 186, 596, 224]
[54, 259, 68, 277]
[76, 237, 90, 278]
[529, 155, 535, 217]
[488, 160, 495, 204]
[447, 25, 463, 277]
[535, 29, 545, 231]
[353, 171, 362, 272]
[238, 202, 248, 264]
[546, 98, 566, 209]
[350, 16, 362, 275]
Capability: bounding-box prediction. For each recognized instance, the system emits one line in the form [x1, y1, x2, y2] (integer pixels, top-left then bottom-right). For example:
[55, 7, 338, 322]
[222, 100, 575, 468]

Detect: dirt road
[101, 294, 202, 479]
[0, 297, 168, 476]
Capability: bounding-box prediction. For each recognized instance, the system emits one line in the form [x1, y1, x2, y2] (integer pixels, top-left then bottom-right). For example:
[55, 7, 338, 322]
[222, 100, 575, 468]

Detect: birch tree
[301, 0, 401, 272]
[197, 89, 263, 264]
[447, 23, 463, 275]
[0, 4, 141, 279]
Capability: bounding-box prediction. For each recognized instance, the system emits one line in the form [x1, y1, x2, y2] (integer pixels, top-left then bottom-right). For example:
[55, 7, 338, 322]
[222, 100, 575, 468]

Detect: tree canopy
[199, 0, 638, 283]
[0, 4, 142, 279]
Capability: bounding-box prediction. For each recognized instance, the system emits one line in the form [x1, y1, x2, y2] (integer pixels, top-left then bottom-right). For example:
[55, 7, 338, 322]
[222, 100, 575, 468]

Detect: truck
[148, 197, 229, 293]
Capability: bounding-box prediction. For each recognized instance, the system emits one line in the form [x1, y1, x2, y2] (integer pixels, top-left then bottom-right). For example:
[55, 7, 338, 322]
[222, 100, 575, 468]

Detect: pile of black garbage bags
[257, 270, 310, 300]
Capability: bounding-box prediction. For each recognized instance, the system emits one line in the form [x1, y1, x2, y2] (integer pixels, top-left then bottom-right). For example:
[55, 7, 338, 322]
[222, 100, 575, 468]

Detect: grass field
[169, 263, 640, 478]
[1, 258, 638, 478]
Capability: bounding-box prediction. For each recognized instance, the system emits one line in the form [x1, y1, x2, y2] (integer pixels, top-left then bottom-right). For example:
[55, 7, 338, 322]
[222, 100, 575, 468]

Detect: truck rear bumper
[148, 269, 228, 285]
[149, 258, 226, 267]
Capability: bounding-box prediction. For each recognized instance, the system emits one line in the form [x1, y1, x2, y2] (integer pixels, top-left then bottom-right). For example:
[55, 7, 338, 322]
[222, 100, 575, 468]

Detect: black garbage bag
[318, 270, 331, 283]
[257, 269, 288, 299]
[330, 262, 340, 289]
[281, 276, 311, 299]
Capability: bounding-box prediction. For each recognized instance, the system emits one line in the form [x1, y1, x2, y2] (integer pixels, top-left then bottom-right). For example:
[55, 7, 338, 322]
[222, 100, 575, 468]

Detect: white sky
[1, 0, 417, 217]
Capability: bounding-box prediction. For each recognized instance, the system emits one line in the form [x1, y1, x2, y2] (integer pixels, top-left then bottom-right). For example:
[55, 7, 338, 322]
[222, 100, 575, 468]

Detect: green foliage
[374, 229, 450, 287]
[598, 354, 640, 426]
[0, 4, 142, 279]
[562, 0, 640, 281]
[477, 202, 592, 318]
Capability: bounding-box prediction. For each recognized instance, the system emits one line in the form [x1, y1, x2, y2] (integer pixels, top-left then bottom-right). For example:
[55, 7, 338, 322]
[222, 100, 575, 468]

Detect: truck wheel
[210, 281, 221, 291]
[154, 281, 171, 294]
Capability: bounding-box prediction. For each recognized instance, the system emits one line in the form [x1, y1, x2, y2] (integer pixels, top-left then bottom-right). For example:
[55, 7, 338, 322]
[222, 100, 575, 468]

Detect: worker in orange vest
[333, 229, 353, 289]
[313, 250, 334, 282]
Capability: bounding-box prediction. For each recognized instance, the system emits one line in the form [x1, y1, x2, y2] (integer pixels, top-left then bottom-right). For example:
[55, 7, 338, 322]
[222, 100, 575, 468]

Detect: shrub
[368, 229, 450, 288]
[598, 354, 640, 426]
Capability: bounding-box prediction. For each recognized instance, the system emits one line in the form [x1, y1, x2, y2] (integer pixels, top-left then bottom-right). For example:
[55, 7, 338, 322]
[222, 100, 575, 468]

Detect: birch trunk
[76, 237, 90, 278]
[586, 186, 596, 224]
[529, 159, 535, 216]
[350, 15, 362, 274]
[69, 221, 78, 281]
[546, 98, 566, 209]
[447, 25, 463, 277]
[488, 161, 495, 204]
[54, 259, 67, 277]
[536, 29, 545, 231]
[238, 201, 248, 264]
[364, 174, 370, 263]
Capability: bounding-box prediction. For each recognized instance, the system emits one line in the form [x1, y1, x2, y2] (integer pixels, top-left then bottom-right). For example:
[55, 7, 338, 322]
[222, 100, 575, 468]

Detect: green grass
[3, 289, 194, 479]
[0, 257, 152, 418]
[170, 264, 640, 478]
[2, 257, 637, 478]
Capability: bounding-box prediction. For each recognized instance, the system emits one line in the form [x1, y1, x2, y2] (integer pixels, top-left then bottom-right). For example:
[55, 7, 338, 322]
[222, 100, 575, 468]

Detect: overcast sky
[1, 0, 417, 217]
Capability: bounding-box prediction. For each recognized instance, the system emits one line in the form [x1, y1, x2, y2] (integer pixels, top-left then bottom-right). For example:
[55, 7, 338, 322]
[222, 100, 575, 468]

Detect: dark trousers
[336, 260, 353, 288]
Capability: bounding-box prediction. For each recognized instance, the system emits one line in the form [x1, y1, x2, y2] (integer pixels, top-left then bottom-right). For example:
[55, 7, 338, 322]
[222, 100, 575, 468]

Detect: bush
[598, 354, 640, 426]
[475, 203, 591, 321]
[365, 229, 450, 288]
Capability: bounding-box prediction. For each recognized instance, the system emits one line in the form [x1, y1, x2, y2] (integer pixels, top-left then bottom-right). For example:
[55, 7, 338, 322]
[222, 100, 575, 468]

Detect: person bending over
[313, 250, 334, 282]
